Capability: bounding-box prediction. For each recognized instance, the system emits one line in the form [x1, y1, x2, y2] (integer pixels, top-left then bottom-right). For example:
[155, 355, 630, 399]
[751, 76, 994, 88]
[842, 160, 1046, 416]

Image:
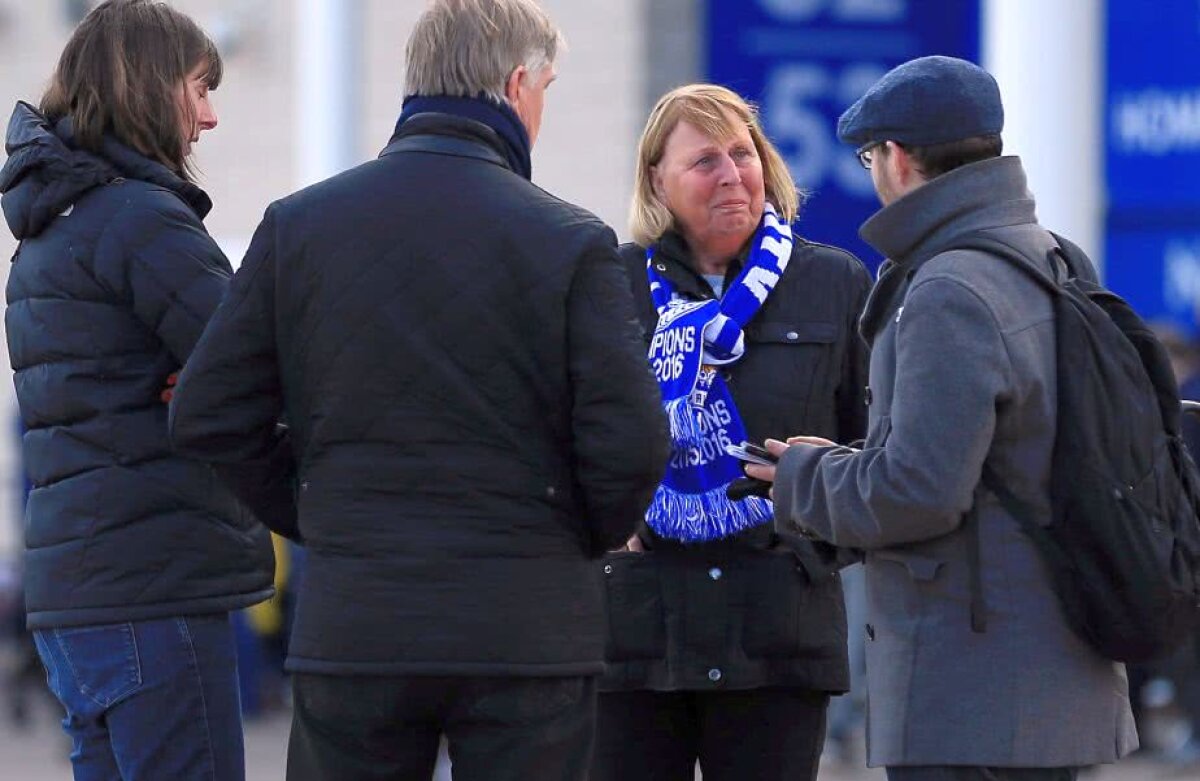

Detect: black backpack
[953, 233, 1200, 664]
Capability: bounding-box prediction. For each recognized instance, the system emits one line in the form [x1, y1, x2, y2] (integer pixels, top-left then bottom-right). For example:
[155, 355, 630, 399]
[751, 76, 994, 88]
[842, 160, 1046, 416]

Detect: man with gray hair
[168, 1, 669, 779]
[748, 56, 1138, 781]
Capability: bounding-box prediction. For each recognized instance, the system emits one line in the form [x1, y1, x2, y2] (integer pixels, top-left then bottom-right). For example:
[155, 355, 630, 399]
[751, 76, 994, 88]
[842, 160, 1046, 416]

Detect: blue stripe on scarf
[644, 204, 794, 543]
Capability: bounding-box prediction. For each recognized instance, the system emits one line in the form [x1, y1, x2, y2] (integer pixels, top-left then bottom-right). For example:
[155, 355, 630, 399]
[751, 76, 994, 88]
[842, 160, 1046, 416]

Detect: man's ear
[505, 65, 527, 104]
[889, 143, 920, 186]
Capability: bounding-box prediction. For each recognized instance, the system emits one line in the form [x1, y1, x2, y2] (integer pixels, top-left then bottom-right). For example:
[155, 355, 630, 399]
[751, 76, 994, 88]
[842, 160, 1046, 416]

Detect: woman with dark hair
[0, 2, 275, 778]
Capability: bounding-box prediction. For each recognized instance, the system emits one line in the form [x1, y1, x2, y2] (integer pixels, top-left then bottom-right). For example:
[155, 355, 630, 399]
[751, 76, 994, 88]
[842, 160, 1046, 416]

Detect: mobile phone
[725, 441, 778, 466]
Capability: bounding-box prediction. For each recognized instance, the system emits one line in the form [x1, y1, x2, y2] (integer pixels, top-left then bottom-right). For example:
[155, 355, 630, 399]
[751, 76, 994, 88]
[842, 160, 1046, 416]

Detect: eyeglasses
[856, 141, 884, 170]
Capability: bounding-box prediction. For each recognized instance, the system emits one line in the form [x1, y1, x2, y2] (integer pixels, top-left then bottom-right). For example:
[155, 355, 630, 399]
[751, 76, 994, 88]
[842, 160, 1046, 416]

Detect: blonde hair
[629, 84, 801, 247]
[405, 0, 564, 104]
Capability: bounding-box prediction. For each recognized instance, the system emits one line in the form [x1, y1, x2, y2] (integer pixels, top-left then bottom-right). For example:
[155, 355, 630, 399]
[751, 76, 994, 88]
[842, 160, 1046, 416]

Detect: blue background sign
[1106, 0, 1200, 329]
[705, 0, 981, 269]
[1106, 223, 1200, 329]
[1107, 0, 1200, 212]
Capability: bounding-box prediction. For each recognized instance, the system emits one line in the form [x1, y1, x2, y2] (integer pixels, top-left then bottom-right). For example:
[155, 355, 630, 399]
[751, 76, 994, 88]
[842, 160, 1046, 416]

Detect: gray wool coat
[774, 156, 1139, 768]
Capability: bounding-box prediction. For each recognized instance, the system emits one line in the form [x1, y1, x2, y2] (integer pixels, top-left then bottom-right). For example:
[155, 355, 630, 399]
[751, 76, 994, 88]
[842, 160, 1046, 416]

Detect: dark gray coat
[774, 157, 1139, 767]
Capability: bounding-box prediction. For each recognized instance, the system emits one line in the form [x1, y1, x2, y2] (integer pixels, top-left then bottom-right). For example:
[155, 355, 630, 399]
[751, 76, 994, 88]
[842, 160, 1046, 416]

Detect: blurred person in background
[1144, 323, 1200, 767]
[0, 1, 278, 778]
[1, 424, 47, 731]
[1176, 327, 1200, 758]
[168, 1, 668, 779]
[591, 84, 870, 781]
[1158, 322, 1200, 460]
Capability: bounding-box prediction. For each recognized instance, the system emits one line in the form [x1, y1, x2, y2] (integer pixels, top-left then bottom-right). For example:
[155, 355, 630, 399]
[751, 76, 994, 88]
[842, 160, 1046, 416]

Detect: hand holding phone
[725, 441, 778, 467]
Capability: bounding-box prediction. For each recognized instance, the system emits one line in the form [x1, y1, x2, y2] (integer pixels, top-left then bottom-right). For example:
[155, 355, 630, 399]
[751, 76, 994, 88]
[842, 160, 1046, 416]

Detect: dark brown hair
[894, 134, 1003, 179]
[40, 0, 222, 180]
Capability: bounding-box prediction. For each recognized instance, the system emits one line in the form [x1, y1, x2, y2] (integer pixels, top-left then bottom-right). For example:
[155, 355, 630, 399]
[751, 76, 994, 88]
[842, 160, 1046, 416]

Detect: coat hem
[284, 656, 606, 677]
[870, 756, 1131, 770]
[26, 587, 275, 630]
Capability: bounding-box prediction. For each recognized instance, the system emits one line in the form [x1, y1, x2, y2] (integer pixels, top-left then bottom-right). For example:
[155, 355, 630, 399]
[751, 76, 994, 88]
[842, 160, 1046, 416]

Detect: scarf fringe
[664, 396, 704, 449]
[645, 484, 773, 543]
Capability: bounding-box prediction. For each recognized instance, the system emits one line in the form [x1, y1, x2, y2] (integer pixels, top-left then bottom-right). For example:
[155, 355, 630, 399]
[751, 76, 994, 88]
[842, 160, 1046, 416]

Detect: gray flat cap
[837, 55, 1003, 148]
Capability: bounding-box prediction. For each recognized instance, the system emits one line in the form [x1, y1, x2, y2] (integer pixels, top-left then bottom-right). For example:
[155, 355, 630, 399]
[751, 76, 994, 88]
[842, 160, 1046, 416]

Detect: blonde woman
[594, 84, 870, 781]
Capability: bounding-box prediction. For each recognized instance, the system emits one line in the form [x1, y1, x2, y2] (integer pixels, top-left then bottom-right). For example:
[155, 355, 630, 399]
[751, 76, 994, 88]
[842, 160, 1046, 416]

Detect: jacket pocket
[866, 549, 946, 633]
[741, 549, 845, 659]
[739, 321, 839, 426]
[872, 550, 944, 581]
[602, 552, 666, 661]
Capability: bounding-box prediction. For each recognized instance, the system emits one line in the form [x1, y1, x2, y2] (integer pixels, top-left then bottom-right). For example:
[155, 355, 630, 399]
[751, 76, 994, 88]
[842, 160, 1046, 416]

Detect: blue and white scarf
[645, 204, 794, 542]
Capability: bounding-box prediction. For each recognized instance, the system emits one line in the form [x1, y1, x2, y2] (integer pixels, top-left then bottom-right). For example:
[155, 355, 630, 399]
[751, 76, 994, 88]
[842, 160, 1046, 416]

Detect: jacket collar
[859, 155, 1036, 266]
[649, 230, 746, 301]
[75, 121, 213, 219]
[855, 156, 1037, 346]
[388, 95, 532, 180]
[1, 102, 211, 240]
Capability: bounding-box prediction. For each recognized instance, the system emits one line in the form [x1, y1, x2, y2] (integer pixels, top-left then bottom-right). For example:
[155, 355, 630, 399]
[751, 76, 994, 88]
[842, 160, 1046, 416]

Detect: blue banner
[1105, 0, 1200, 330]
[705, 0, 981, 269]
[1107, 225, 1200, 329]
[1107, 0, 1200, 212]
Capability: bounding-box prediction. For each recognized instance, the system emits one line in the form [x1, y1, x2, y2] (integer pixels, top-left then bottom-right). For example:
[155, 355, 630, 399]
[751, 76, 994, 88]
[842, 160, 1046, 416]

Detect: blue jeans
[34, 613, 245, 781]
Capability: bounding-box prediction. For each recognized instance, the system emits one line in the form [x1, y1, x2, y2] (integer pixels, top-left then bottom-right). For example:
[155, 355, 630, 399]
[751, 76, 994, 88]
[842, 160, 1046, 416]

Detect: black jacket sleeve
[566, 236, 670, 555]
[168, 206, 300, 541]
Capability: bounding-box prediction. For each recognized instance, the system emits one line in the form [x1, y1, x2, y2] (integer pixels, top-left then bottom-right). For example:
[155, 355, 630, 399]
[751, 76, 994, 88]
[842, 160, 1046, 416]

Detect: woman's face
[651, 115, 765, 257]
[178, 62, 218, 157]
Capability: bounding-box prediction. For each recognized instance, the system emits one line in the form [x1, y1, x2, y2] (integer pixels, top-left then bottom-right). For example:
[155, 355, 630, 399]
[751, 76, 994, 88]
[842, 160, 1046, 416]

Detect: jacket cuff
[772, 443, 837, 542]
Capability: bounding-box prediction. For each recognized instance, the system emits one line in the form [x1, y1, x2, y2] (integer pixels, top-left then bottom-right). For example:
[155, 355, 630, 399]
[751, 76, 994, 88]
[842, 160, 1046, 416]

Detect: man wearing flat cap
[748, 56, 1137, 780]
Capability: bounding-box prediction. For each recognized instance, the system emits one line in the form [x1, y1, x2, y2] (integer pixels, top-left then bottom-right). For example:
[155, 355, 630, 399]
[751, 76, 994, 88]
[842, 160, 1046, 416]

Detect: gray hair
[405, 0, 563, 104]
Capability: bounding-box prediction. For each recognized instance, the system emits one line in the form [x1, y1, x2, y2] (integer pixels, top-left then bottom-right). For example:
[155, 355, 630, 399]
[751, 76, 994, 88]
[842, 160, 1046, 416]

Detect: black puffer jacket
[601, 232, 870, 692]
[169, 113, 670, 676]
[1, 102, 274, 629]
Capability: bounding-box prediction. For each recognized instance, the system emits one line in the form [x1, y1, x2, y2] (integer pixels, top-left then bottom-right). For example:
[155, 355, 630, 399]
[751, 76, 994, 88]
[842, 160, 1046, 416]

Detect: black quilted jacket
[169, 113, 669, 676]
[1, 102, 273, 629]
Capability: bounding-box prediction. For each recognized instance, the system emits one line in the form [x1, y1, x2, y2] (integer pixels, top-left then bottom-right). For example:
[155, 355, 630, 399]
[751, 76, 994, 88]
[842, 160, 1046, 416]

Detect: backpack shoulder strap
[946, 233, 1064, 296]
[979, 464, 1056, 545]
[974, 462, 1060, 633]
[1049, 232, 1099, 283]
[943, 232, 1065, 636]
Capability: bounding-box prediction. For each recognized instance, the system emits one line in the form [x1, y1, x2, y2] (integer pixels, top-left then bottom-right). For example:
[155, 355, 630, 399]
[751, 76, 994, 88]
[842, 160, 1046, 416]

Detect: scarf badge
[644, 204, 794, 542]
